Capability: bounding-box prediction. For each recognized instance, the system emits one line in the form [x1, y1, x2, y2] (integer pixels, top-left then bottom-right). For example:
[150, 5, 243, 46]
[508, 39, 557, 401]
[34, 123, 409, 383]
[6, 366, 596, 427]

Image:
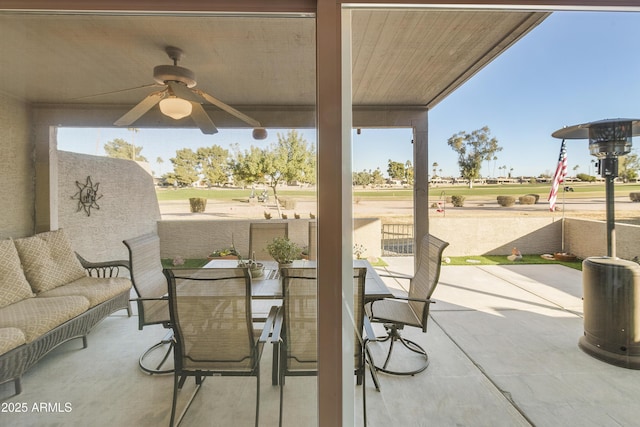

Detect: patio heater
[552, 118, 640, 369]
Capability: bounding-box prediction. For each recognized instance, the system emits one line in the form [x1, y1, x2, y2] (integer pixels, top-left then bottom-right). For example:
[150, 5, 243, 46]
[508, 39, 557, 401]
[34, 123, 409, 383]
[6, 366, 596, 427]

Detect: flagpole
[548, 139, 567, 254]
[561, 187, 566, 253]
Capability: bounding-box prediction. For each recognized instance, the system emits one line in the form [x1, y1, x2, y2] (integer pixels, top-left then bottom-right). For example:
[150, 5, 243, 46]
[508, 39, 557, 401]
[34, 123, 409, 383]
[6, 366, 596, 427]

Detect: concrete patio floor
[3, 258, 640, 426]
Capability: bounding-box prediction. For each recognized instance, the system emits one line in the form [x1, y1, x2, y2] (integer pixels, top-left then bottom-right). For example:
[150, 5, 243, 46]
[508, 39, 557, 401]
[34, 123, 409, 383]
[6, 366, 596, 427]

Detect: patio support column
[33, 122, 58, 233]
[317, 1, 352, 426]
[413, 111, 429, 271]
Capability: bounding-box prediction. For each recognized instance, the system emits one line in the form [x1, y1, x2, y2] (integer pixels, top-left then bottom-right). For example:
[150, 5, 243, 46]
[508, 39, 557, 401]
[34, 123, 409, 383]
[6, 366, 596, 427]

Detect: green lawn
[444, 254, 583, 270]
[156, 182, 640, 202]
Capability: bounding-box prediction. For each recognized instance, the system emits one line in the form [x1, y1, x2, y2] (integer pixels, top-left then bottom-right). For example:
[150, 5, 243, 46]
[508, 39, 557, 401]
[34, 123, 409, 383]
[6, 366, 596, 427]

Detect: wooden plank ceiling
[0, 10, 547, 126]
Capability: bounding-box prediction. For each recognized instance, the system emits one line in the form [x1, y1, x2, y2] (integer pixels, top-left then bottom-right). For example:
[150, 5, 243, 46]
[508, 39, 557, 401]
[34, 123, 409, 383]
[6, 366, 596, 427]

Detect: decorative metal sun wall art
[72, 176, 103, 216]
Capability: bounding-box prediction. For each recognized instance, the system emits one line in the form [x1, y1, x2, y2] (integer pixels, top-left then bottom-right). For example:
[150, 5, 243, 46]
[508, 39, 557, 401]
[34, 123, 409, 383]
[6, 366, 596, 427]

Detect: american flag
[548, 139, 567, 211]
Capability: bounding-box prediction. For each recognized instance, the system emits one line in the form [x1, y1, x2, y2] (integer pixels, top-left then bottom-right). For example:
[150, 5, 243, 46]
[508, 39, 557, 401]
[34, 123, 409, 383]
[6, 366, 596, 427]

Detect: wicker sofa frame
[0, 258, 131, 398]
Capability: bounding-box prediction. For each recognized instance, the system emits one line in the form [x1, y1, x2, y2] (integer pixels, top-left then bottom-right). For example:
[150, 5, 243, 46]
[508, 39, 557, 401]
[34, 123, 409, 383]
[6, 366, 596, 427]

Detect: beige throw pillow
[0, 239, 34, 308]
[14, 229, 87, 294]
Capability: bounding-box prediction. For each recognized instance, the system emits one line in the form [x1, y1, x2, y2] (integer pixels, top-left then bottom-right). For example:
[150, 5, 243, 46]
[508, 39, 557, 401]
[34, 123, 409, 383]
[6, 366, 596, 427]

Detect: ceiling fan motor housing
[153, 65, 196, 88]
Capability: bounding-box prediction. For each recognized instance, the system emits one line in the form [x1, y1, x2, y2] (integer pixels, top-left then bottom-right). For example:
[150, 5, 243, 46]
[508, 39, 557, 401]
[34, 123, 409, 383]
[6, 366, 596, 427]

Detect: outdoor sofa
[0, 229, 132, 397]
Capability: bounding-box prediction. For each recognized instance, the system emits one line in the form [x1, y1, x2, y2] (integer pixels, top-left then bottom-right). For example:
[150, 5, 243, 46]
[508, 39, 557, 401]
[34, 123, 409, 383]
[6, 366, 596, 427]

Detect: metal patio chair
[123, 232, 173, 374]
[307, 220, 317, 260]
[164, 267, 277, 427]
[273, 267, 379, 427]
[366, 233, 449, 375]
[249, 222, 288, 260]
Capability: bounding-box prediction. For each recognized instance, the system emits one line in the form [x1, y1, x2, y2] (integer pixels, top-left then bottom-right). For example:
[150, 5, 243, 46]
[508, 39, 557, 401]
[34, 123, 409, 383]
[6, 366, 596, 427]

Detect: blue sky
[59, 11, 640, 179]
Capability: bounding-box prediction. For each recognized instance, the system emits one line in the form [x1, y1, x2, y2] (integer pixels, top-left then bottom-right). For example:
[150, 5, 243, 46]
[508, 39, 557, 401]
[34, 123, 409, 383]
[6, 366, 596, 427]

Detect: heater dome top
[552, 118, 640, 140]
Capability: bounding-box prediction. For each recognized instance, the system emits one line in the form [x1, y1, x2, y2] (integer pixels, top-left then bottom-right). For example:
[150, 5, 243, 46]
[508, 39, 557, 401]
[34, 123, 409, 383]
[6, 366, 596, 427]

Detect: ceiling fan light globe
[159, 97, 192, 120]
[252, 127, 268, 140]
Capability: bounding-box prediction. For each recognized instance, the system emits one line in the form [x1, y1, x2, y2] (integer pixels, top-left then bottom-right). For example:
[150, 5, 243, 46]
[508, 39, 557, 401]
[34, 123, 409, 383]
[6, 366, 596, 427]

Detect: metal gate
[381, 224, 414, 256]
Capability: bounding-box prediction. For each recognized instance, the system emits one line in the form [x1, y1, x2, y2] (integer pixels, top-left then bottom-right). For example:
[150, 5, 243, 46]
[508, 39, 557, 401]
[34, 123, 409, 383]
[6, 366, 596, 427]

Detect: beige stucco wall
[429, 216, 562, 256]
[565, 218, 640, 260]
[57, 151, 161, 261]
[0, 94, 34, 239]
[158, 217, 382, 260]
[158, 219, 310, 259]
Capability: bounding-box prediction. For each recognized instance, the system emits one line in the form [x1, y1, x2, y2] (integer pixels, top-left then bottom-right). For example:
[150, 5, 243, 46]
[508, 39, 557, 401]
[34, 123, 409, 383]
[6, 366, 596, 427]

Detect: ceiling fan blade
[72, 83, 162, 100]
[167, 81, 203, 103]
[194, 89, 261, 128]
[114, 91, 165, 126]
[190, 102, 218, 135]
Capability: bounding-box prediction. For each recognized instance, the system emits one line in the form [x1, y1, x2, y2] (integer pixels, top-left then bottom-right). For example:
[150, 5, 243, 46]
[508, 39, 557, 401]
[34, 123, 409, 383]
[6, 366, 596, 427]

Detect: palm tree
[156, 157, 164, 175]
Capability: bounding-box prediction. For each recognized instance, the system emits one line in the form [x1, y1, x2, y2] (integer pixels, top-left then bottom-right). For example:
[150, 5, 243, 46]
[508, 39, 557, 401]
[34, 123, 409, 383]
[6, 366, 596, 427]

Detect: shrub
[451, 195, 465, 207]
[497, 195, 516, 207]
[525, 193, 539, 204]
[279, 197, 297, 209]
[519, 195, 536, 205]
[189, 197, 207, 213]
[630, 192, 640, 202]
[577, 173, 596, 182]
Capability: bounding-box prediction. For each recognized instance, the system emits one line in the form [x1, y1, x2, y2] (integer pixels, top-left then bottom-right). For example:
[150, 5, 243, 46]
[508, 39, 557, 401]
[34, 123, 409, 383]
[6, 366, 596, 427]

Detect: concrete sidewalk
[373, 257, 640, 426]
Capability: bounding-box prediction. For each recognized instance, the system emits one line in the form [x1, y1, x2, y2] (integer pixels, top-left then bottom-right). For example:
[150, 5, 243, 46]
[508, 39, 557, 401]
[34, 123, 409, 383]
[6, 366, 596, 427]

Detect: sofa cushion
[38, 276, 132, 308]
[0, 327, 27, 355]
[0, 239, 34, 308]
[0, 296, 89, 343]
[14, 229, 87, 294]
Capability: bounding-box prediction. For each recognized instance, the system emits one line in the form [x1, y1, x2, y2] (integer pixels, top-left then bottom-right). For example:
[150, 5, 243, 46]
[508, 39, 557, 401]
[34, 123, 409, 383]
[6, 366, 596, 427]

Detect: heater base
[580, 257, 640, 369]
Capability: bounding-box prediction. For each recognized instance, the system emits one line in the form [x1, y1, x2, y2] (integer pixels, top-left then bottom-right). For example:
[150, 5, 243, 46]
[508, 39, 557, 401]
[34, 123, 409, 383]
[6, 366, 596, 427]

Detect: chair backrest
[123, 233, 169, 328]
[280, 267, 367, 373]
[249, 222, 288, 261]
[307, 221, 317, 260]
[408, 234, 449, 330]
[164, 267, 256, 372]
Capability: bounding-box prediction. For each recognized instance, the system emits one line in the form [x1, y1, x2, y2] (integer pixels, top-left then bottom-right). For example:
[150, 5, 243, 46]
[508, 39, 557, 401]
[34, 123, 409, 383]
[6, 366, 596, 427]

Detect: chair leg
[365, 346, 381, 391]
[255, 369, 260, 427]
[172, 375, 205, 426]
[362, 355, 367, 427]
[139, 331, 175, 375]
[278, 371, 284, 427]
[169, 373, 179, 427]
[272, 342, 279, 385]
[375, 323, 429, 376]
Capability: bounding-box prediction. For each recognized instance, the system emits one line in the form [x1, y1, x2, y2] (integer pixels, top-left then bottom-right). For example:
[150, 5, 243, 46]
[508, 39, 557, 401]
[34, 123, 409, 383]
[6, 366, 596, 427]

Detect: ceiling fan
[113, 46, 267, 139]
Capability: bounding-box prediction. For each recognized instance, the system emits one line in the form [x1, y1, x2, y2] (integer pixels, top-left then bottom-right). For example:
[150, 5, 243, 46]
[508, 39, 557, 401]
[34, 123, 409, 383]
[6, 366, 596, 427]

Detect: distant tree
[387, 160, 405, 180]
[170, 148, 199, 186]
[353, 170, 372, 187]
[262, 130, 315, 203]
[104, 138, 148, 162]
[619, 150, 639, 182]
[432, 162, 439, 178]
[197, 145, 230, 186]
[156, 157, 164, 175]
[447, 126, 501, 188]
[230, 144, 267, 188]
[405, 160, 414, 185]
[489, 155, 498, 178]
[371, 168, 385, 186]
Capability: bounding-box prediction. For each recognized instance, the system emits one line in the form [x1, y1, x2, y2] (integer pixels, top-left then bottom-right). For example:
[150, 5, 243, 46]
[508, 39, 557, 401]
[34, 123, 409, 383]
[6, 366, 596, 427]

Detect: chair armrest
[404, 296, 434, 304]
[369, 295, 432, 303]
[76, 253, 130, 278]
[259, 305, 280, 343]
[363, 315, 376, 343]
[270, 306, 284, 344]
[378, 273, 413, 281]
[129, 296, 168, 302]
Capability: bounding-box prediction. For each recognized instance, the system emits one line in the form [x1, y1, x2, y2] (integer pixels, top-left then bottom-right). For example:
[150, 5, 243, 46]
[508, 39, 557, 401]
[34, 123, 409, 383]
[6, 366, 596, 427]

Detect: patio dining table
[204, 258, 392, 385]
[203, 258, 393, 301]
